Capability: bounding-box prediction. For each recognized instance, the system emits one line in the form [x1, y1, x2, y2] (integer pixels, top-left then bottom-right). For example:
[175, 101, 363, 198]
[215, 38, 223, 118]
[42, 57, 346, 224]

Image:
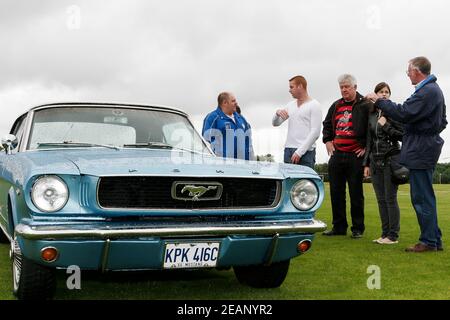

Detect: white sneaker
[372, 237, 384, 243]
[377, 238, 398, 244]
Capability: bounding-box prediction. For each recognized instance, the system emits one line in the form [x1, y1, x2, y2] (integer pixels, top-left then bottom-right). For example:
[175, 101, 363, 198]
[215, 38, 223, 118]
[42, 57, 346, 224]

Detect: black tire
[233, 259, 290, 288]
[11, 238, 56, 300]
[0, 227, 9, 243]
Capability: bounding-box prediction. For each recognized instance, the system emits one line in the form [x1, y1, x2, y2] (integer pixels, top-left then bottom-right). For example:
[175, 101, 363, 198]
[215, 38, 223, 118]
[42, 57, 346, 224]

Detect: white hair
[338, 74, 357, 86]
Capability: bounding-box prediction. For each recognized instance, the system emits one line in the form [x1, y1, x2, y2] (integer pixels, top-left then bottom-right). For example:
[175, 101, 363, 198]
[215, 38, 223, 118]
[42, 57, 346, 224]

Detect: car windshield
[28, 106, 211, 154]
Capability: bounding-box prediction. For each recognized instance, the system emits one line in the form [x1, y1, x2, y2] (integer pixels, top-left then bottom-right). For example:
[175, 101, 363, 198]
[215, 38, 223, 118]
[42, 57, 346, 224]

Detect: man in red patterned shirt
[322, 74, 372, 238]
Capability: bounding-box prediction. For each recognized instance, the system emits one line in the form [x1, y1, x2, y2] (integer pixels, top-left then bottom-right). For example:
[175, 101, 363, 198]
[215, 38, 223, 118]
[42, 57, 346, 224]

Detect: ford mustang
[0, 102, 326, 299]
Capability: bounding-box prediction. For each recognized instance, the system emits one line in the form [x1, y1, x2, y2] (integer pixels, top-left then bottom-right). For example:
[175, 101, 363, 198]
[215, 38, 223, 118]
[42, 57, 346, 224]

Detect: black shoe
[437, 246, 444, 251]
[322, 229, 347, 236]
[351, 231, 363, 239]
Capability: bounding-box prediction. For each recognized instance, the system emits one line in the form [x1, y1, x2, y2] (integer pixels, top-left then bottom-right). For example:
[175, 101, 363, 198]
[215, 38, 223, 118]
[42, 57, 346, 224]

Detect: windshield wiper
[171, 146, 210, 155]
[37, 141, 120, 150]
[122, 142, 209, 155]
[123, 142, 174, 149]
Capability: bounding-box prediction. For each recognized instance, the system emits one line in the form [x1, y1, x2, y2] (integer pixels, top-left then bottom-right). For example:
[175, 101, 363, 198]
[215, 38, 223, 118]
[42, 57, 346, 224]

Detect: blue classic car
[0, 103, 326, 299]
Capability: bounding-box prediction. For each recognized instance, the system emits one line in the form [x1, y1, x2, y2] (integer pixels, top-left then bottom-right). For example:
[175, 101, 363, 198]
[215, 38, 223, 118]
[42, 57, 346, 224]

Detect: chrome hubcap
[11, 238, 22, 292]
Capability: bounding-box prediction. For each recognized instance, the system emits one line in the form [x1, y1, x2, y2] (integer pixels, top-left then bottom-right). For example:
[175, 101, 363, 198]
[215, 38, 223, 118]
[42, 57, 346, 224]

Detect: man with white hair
[322, 74, 372, 238]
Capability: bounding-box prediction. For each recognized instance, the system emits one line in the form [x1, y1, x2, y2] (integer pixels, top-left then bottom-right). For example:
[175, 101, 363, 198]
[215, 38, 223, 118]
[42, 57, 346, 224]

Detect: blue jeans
[409, 169, 442, 248]
[283, 148, 316, 169]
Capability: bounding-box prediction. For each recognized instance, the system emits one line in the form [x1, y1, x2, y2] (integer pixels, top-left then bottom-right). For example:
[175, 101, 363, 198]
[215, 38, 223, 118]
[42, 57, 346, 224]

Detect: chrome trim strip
[101, 239, 111, 273]
[264, 233, 279, 266]
[93, 174, 285, 179]
[19, 110, 34, 153]
[15, 219, 327, 240]
[273, 180, 282, 208]
[29, 103, 188, 117]
[97, 179, 282, 212]
[80, 182, 89, 207]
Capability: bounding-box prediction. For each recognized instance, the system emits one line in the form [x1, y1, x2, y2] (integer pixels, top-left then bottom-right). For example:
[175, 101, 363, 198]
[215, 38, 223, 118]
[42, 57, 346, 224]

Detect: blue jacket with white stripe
[202, 107, 254, 160]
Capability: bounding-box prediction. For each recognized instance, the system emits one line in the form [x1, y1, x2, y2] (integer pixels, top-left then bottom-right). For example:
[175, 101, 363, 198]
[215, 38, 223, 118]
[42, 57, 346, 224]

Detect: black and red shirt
[322, 92, 371, 152]
[333, 100, 360, 152]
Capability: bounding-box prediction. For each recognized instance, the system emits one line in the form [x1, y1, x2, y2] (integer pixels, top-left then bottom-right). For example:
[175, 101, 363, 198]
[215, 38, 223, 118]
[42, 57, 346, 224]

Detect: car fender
[8, 186, 23, 235]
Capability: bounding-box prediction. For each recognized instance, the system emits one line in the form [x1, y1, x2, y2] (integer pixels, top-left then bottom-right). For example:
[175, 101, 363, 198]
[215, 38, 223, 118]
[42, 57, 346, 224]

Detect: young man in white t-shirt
[272, 75, 322, 169]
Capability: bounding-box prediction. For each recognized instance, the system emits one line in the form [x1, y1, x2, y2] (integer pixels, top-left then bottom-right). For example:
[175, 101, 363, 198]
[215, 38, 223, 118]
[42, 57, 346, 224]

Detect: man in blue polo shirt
[202, 92, 254, 160]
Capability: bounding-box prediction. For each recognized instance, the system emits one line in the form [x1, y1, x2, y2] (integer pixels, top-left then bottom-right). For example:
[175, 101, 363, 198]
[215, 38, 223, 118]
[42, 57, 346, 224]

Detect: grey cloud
[1, 0, 450, 161]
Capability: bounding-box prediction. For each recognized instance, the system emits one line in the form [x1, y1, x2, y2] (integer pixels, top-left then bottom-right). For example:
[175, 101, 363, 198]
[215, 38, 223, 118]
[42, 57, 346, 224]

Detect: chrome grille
[97, 177, 280, 210]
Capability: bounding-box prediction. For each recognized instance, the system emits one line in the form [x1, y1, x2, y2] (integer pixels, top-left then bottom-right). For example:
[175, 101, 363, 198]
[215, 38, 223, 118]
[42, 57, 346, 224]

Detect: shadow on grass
[56, 267, 232, 284]
[53, 266, 269, 300]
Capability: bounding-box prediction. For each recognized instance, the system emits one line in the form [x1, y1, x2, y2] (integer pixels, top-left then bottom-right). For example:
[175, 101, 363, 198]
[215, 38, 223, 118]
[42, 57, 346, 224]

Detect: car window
[30, 122, 136, 149]
[9, 115, 27, 152]
[162, 121, 201, 151]
[27, 107, 211, 154]
[11, 116, 26, 135]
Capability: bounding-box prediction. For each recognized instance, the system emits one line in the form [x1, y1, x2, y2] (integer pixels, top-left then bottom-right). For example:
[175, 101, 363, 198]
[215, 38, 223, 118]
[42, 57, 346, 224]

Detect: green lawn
[1, 183, 450, 300]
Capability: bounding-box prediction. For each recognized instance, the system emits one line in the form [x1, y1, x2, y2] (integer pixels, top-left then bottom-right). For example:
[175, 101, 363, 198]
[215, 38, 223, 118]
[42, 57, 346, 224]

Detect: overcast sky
[1, 0, 450, 163]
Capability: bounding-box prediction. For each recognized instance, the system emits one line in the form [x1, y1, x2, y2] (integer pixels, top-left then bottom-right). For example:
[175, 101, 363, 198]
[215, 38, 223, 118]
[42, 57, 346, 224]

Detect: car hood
[36, 148, 317, 179]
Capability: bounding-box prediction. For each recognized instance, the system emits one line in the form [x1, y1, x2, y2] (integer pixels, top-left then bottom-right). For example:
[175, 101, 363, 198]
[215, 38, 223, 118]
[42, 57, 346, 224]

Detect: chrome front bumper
[16, 219, 327, 240]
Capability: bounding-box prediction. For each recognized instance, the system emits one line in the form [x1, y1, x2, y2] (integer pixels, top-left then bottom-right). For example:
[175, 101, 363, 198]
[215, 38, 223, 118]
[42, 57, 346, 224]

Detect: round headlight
[31, 176, 69, 212]
[290, 179, 318, 211]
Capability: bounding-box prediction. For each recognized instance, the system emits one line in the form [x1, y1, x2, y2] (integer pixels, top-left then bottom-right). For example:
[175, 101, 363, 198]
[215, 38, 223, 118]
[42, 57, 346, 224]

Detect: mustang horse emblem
[181, 185, 218, 201]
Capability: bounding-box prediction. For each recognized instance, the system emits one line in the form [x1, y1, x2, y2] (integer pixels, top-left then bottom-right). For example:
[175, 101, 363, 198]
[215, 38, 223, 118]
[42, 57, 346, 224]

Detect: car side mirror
[1, 134, 18, 154]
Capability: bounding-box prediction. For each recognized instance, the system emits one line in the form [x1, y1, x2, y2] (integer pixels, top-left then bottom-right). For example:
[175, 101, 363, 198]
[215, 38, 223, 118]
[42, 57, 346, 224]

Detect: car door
[0, 114, 27, 228]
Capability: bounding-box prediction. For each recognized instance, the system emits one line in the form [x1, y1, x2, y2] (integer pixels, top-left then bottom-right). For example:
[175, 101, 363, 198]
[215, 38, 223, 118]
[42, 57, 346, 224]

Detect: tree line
[314, 162, 450, 184]
[256, 155, 450, 184]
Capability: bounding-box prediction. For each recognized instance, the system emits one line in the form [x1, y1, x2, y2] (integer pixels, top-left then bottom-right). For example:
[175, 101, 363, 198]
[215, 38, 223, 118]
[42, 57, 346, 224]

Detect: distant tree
[314, 163, 329, 182]
[314, 163, 328, 174]
[257, 154, 275, 162]
[434, 163, 450, 183]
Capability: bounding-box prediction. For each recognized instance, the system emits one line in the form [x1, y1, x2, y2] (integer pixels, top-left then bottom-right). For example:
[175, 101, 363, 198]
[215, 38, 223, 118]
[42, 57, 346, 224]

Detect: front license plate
[163, 242, 220, 269]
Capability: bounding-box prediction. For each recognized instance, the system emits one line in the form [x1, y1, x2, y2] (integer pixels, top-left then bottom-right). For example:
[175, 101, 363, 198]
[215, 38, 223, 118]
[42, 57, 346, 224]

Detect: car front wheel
[0, 227, 9, 243]
[11, 237, 56, 300]
[233, 259, 290, 288]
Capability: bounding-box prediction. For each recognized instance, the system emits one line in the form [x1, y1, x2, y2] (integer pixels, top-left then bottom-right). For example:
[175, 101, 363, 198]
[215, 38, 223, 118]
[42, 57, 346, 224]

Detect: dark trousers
[370, 163, 400, 240]
[284, 148, 316, 169]
[328, 151, 365, 233]
[410, 169, 442, 248]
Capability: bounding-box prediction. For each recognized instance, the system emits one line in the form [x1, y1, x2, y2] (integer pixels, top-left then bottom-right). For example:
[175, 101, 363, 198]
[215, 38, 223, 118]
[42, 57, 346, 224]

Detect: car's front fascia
[1, 103, 326, 289]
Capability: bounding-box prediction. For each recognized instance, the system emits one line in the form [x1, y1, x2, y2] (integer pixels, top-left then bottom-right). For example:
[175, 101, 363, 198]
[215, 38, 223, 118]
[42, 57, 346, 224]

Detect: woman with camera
[363, 82, 404, 244]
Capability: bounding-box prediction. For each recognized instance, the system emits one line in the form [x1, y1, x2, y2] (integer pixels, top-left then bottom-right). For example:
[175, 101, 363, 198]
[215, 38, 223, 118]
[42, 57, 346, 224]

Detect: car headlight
[290, 179, 318, 211]
[31, 176, 69, 212]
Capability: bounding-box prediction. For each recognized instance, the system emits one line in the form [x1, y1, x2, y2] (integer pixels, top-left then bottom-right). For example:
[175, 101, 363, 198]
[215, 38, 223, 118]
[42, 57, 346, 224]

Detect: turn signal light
[297, 240, 312, 253]
[41, 247, 59, 262]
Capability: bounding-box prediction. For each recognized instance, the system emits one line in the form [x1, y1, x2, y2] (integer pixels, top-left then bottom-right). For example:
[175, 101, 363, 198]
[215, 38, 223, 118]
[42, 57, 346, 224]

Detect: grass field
[1, 183, 450, 300]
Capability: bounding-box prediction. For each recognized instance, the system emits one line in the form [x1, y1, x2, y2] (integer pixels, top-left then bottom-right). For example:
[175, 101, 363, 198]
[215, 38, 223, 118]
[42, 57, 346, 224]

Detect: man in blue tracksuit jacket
[202, 92, 254, 160]
[367, 56, 447, 252]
